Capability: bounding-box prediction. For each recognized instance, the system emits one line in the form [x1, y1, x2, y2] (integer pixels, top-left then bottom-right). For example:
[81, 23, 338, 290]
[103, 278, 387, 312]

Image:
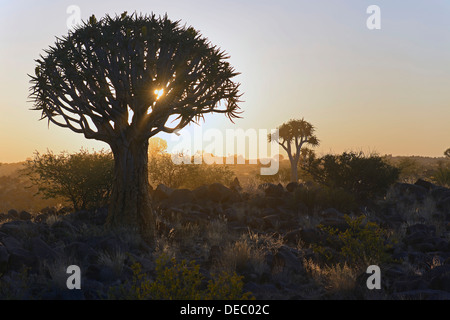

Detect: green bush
[110, 255, 253, 300]
[302, 151, 400, 202]
[22, 149, 114, 211]
[315, 215, 392, 267]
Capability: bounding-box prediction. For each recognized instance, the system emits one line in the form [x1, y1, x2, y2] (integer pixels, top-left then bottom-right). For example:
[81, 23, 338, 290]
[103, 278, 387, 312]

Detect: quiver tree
[269, 118, 319, 182]
[29, 13, 241, 236]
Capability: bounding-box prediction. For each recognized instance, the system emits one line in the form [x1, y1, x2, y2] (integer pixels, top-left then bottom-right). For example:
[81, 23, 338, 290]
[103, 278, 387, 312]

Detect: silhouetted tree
[444, 148, 450, 158]
[269, 118, 319, 182]
[29, 13, 241, 236]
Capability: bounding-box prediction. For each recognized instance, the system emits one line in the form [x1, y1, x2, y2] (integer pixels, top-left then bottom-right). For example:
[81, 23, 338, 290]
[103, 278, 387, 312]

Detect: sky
[0, 0, 449, 163]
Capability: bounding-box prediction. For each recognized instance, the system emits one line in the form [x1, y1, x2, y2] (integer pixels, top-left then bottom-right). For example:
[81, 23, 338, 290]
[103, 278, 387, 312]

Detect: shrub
[432, 162, 450, 187]
[110, 255, 253, 300]
[22, 149, 114, 211]
[148, 152, 234, 189]
[302, 151, 400, 202]
[315, 215, 392, 267]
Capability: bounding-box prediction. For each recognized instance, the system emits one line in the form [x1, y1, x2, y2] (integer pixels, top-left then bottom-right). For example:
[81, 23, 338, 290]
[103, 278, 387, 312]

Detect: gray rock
[286, 182, 299, 192]
[208, 183, 239, 203]
[319, 208, 345, 220]
[165, 188, 195, 206]
[392, 183, 428, 201]
[414, 179, 435, 191]
[153, 184, 174, 201]
[31, 237, 58, 261]
[18, 211, 32, 221]
[437, 197, 450, 213]
[0, 243, 9, 274]
[7, 209, 18, 220]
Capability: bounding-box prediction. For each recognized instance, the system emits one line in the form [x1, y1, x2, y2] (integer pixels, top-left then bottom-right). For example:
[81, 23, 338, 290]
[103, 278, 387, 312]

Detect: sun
[154, 88, 164, 100]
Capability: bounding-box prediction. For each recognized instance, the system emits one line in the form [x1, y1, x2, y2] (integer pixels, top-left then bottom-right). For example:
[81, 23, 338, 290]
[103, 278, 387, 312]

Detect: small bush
[432, 162, 450, 187]
[315, 215, 392, 267]
[148, 152, 234, 189]
[110, 255, 253, 300]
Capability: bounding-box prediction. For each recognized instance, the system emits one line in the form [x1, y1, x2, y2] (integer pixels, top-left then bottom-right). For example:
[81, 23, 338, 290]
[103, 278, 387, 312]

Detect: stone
[153, 184, 174, 201]
[259, 183, 285, 198]
[0, 243, 9, 274]
[165, 189, 195, 206]
[7, 209, 18, 220]
[437, 197, 450, 213]
[319, 208, 345, 220]
[299, 228, 323, 245]
[31, 237, 58, 261]
[414, 179, 435, 191]
[392, 183, 428, 201]
[406, 224, 436, 236]
[192, 185, 209, 201]
[286, 182, 299, 192]
[208, 183, 238, 203]
[229, 177, 242, 192]
[18, 211, 32, 221]
[431, 187, 450, 202]
[271, 246, 303, 274]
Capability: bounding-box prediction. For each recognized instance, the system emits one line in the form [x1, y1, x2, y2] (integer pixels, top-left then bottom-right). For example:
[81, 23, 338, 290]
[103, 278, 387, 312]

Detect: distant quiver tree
[269, 118, 319, 182]
[29, 12, 241, 237]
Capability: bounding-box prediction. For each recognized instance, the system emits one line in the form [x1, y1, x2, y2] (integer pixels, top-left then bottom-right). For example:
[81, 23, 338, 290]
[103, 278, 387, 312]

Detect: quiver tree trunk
[107, 139, 154, 238]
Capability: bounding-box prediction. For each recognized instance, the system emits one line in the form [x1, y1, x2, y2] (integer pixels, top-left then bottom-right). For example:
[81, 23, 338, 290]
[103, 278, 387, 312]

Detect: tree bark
[290, 158, 299, 183]
[107, 139, 154, 238]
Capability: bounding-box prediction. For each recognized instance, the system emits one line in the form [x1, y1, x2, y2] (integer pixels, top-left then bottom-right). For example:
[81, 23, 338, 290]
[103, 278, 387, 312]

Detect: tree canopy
[29, 12, 241, 144]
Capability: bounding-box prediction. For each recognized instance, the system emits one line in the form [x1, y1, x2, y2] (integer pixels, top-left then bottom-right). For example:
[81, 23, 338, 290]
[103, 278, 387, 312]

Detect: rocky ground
[0, 178, 449, 300]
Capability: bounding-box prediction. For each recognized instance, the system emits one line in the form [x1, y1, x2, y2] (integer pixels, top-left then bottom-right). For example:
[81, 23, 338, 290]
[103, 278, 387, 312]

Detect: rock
[0, 243, 9, 274]
[208, 183, 239, 203]
[66, 210, 91, 222]
[2, 236, 36, 271]
[283, 229, 302, 245]
[262, 215, 280, 230]
[437, 197, 450, 213]
[431, 187, 450, 202]
[64, 242, 98, 264]
[7, 209, 18, 220]
[50, 220, 77, 239]
[271, 246, 303, 274]
[406, 224, 436, 236]
[153, 184, 174, 201]
[18, 211, 32, 221]
[259, 183, 285, 198]
[429, 269, 450, 292]
[286, 182, 299, 192]
[299, 228, 323, 246]
[40, 206, 58, 215]
[392, 183, 428, 201]
[30, 237, 58, 262]
[414, 179, 435, 191]
[319, 217, 349, 232]
[319, 208, 345, 220]
[229, 177, 242, 192]
[223, 207, 239, 222]
[165, 189, 195, 206]
[192, 185, 209, 201]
